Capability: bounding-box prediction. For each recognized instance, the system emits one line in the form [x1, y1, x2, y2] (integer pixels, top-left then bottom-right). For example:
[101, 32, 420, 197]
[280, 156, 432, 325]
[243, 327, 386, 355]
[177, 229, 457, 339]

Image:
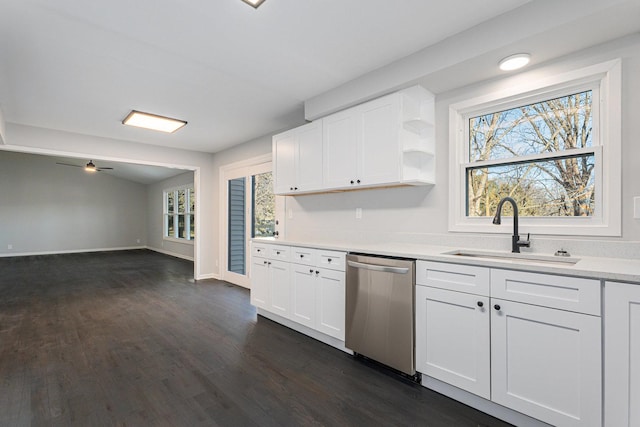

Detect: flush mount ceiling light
[498, 53, 531, 71]
[241, 0, 266, 8]
[122, 110, 187, 133]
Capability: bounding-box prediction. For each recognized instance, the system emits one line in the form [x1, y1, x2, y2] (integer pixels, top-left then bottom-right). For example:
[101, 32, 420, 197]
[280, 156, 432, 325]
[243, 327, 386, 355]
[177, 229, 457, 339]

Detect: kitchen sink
[442, 249, 580, 266]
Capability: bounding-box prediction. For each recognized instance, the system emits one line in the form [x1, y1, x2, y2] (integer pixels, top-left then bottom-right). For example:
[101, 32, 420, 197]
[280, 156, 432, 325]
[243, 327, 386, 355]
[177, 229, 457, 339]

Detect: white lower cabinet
[250, 255, 270, 310]
[415, 286, 490, 399]
[316, 268, 346, 340]
[251, 243, 346, 342]
[491, 298, 601, 427]
[604, 281, 640, 427]
[290, 263, 317, 328]
[416, 261, 602, 427]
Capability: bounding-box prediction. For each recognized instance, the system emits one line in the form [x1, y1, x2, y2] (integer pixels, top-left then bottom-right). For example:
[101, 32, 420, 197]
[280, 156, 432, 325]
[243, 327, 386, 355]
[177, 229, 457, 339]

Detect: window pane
[168, 215, 175, 237]
[167, 191, 174, 214]
[466, 153, 595, 217]
[177, 189, 186, 213]
[252, 172, 275, 238]
[189, 215, 195, 240]
[469, 91, 593, 162]
[189, 188, 195, 213]
[178, 214, 186, 238]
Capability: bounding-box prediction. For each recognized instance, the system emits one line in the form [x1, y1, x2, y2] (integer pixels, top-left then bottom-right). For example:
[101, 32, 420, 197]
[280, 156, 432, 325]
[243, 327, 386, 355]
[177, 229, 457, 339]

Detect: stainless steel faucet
[492, 196, 531, 253]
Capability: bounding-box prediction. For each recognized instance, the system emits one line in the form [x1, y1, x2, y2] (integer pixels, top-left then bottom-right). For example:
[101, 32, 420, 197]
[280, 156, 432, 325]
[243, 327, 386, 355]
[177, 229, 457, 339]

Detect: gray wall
[0, 150, 146, 256]
[282, 35, 640, 258]
[146, 171, 195, 260]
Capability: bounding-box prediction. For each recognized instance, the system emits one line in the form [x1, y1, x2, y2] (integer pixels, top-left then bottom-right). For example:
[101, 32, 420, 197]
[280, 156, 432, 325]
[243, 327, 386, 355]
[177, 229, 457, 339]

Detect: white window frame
[163, 185, 195, 244]
[448, 59, 621, 237]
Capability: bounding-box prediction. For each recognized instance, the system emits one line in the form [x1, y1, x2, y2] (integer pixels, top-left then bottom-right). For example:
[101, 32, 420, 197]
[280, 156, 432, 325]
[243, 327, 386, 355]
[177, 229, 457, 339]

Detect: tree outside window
[466, 91, 595, 218]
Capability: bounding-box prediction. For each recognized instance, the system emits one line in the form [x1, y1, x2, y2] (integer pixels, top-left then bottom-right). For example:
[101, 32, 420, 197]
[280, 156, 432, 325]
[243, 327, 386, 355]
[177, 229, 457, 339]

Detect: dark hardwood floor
[0, 250, 512, 427]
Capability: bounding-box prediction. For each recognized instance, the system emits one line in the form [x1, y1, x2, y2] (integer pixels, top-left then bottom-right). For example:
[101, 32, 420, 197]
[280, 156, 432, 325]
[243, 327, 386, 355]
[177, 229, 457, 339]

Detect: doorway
[220, 156, 284, 288]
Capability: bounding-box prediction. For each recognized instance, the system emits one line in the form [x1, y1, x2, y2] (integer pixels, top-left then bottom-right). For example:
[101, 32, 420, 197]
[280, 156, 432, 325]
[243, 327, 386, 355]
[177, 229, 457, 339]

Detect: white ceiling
[0, 0, 638, 160]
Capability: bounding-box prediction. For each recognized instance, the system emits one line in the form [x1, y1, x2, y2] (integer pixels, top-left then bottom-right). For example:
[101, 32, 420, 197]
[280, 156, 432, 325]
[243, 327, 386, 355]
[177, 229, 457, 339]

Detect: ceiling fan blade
[97, 167, 114, 170]
[56, 162, 83, 168]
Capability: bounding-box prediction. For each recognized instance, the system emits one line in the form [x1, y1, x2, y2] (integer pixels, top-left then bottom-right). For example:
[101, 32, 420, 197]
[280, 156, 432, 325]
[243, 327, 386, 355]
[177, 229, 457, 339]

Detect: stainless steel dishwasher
[345, 253, 417, 379]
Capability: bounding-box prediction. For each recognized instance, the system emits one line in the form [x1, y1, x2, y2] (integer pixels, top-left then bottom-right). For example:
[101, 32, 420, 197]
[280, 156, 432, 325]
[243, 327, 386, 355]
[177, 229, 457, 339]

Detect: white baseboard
[145, 246, 194, 261]
[0, 246, 146, 258]
[256, 308, 352, 354]
[195, 273, 219, 280]
[421, 375, 551, 427]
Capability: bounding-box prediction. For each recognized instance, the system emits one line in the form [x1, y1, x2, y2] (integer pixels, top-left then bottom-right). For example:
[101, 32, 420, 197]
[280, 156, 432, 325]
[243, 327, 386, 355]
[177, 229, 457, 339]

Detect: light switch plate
[635, 197, 640, 219]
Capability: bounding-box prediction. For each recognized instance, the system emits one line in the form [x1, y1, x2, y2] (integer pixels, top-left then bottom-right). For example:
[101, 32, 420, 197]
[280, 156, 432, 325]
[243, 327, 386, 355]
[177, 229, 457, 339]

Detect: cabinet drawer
[252, 243, 270, 258]
[291, 246, 317, 266]
[491, 269, 601, 316]
[268, 245, 290, 261]
[416, 261, 490, 296]
[317, 250, 346, 271]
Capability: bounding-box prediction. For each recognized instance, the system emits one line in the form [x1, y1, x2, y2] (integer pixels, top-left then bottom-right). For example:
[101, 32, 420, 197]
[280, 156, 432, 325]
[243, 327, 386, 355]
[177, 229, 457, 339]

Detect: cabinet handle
[276, 251, 280, 255]
[309, 269, 313, 273]
[494, 304, 501, 311]
[257, 249, 261, 252]
[327, 258, 332, 263]
[290, 187, 294, 191]
[263, 260, 267, 264]
[300, 255, 304, 258]
[268, 261, 272, 265]
[315, 270, 320, 275]
[357, 179, 361, 184]
[477, 301, 484, 308]
[350, 180, 355, 184]
[294, 187, 298, 190]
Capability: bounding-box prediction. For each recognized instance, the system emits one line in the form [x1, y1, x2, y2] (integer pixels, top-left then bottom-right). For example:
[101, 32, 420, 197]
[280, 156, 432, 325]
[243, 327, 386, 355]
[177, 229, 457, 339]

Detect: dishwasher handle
[347, 260, 410, 274]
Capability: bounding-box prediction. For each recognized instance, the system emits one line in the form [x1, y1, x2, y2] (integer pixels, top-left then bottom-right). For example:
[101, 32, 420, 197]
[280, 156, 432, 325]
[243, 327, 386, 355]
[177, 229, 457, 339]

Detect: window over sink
[449, 59, 621, 236]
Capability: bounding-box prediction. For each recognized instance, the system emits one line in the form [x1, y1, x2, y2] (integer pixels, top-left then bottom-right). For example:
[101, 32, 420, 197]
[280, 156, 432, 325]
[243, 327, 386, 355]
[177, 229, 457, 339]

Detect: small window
[164, 185, 195, 242]
[449, 60, 621, 236]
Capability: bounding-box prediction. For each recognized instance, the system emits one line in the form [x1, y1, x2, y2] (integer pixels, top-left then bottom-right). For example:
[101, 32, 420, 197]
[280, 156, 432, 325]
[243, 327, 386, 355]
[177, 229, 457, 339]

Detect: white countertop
[253, 238, 640, 283]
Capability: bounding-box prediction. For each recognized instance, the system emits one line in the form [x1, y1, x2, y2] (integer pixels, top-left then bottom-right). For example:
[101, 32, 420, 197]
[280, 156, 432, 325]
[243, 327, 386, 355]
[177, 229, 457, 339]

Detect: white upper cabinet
[273, 85, 435, 195]
[323, 85, 435, 191]
[273, 120, 323, 195]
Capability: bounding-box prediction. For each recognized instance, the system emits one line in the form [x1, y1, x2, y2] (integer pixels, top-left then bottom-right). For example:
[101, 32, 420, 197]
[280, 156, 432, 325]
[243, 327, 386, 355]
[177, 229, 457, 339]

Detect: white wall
[146, 171, 195, 260]
[0, 150, 146, 256]
[2, 124, 216, 279]
[283, 35, 640, 259]
[0, 105, 6, 145]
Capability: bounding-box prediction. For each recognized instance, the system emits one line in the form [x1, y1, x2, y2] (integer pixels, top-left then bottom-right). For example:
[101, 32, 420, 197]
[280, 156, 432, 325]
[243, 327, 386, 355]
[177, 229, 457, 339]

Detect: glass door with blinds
[222, 160, 282, 287]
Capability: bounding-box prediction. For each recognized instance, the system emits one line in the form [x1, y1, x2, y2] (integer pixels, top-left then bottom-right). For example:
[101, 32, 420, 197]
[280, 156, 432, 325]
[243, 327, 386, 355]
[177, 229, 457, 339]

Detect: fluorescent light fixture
[122, 110, 187, 133]
[241, 0, 266, 8]
[498, 53, 531, 71]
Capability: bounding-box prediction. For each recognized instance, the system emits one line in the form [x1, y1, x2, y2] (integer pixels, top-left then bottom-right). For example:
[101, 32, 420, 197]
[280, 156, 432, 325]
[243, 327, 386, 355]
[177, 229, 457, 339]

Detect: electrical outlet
[7, 244, 12, 250]
[136, 239, 141, 244]
[635, 197, 640, 219]
[355, 208, 362, 219]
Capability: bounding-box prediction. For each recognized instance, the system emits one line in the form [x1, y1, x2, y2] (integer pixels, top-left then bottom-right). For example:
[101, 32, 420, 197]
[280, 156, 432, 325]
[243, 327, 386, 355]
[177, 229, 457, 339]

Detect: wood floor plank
[0, 250, 512, 426]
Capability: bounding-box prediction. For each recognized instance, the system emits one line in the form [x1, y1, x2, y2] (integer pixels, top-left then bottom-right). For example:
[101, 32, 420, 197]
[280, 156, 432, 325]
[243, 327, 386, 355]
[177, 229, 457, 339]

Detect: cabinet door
[290, 264, 316, 328]
[415, 286, 490, 399]
[273, 130, 297, 194]
[605, 281, 640, 427]
[323, 109, 358, 189]
[268, 260, 291, 318]
[491, 299, 601, 427]
[359, 94, 400, 185]
[296, 121, 323, 192]
[316, 269, 345, 340]
[250, 257, 270, 310]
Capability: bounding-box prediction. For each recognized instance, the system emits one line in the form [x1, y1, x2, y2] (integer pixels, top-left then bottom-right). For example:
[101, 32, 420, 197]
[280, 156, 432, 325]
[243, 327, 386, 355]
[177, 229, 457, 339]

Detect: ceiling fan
[56, 160, 114, 173]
